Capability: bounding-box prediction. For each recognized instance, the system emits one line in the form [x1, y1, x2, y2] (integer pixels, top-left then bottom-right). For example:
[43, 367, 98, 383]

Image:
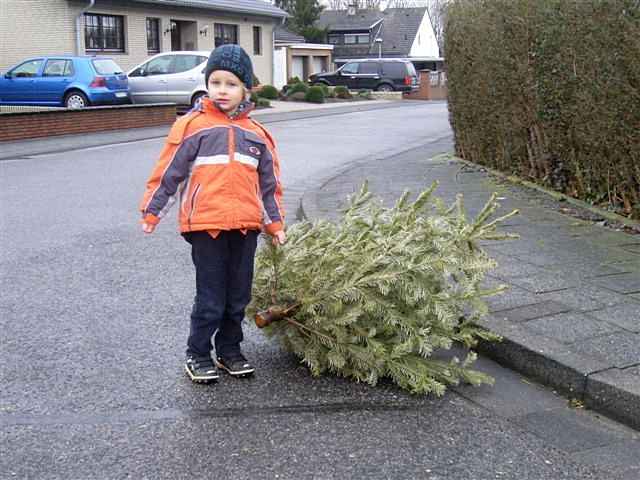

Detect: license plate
[115, 92, 128, 98]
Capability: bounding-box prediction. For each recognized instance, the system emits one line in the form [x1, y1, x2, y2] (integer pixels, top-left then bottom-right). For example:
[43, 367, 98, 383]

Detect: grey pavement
[300, 141, 640, 432]
[2, 101, 639, 479]
[0, 99, 413, 161]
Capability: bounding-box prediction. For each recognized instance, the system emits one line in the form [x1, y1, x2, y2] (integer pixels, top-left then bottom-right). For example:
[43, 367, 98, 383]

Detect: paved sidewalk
[301, 144, 640, 430]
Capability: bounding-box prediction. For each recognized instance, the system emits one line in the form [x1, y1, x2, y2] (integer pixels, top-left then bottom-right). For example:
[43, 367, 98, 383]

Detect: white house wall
[409, 11, 439, 58]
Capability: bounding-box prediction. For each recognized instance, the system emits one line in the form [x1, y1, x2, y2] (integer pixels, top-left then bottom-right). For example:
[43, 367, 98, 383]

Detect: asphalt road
[1, 102, 636, 479]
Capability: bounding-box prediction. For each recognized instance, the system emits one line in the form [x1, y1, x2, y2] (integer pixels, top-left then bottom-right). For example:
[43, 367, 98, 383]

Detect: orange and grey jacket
[139, 98, 284, 235]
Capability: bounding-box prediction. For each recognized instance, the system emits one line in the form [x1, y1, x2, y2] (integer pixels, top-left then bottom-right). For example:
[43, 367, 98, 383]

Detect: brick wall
[0, 104, 176, 142]
[403, 71, 448, 101]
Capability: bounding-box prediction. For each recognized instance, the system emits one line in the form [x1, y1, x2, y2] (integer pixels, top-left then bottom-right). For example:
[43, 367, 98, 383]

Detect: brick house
[316, 6, 442, 71]
[0, 0, 287, 85]
[273, 25, 333, 89]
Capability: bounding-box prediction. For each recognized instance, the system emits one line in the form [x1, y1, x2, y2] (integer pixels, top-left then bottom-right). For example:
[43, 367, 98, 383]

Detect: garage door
[273, 47, 287, 89]
[292, 56, 304, 81]
[313, 57, 325, 74]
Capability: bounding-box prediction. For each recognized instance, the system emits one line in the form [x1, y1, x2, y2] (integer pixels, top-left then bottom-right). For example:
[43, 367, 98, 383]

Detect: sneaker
[185, 354, 219, 383]
[215, 352, 255, 377]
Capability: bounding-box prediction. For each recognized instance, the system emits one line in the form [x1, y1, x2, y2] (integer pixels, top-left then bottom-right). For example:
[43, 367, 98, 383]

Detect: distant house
[316, 7, 442, 71]
[0, 0, 286, 85]
[273, 25, 333, 88]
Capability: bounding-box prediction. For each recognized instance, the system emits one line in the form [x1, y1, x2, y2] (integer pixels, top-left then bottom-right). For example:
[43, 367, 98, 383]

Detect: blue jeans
[184, 230, 258, 358]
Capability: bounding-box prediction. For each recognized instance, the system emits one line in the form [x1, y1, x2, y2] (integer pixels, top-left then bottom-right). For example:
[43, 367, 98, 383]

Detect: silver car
[127, 51, 209, 107]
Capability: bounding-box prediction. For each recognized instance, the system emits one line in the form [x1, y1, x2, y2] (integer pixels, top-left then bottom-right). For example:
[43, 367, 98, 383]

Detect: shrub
[334, 86, 352, 99]
[286, 82, 309, 96]
[305, 86, 326, 103]
[250, 91, 259, 104]
[258, 85, 279, 100]
[445, 0, 639, 218]
[287, 76, 302, 85]
[256, 97, 271, 108]
[314, 83, 330, 97]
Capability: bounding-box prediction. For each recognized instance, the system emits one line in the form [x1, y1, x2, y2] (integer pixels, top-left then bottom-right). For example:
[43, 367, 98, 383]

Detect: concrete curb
[299, 150, 640, 432]
[475, 315, 640, 431]
[447, 154, 640, 231]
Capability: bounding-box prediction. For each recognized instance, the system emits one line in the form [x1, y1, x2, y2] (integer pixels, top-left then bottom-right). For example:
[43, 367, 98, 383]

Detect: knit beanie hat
[204, 44, 253, 89]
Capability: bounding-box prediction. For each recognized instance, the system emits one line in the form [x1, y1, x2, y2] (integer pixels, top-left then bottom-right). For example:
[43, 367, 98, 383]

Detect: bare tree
[386, 0, 412, 7]
[326, 0, 347, 8]
[326, 0, 382, 9]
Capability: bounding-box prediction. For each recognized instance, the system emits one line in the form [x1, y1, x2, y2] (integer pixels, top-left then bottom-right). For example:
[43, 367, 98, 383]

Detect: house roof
[318, 7, 427, 57]
[316, 9, 383, 31]
[275, 25, 306, 44]
[378, 8, 427, 55]
[124, 0, 287, 19]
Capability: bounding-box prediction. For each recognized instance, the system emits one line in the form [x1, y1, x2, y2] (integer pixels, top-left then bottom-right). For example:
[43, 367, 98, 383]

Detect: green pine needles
[249, 182, 519, 395]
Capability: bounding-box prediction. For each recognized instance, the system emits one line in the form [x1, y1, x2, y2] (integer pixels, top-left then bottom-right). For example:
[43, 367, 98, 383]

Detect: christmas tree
[248, 182, 518, 395]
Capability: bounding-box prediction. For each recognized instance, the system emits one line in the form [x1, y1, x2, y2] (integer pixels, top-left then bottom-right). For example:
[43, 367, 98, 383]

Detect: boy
[139, 44, 285, 383]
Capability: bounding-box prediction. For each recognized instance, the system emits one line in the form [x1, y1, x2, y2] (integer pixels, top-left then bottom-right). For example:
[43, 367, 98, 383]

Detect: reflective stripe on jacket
[139, 98, 284, 235]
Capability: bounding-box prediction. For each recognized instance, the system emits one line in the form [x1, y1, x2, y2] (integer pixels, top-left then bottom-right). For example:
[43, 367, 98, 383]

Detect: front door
[338, 62, 359, 89]
[0, 58, 43, 103]
[171, 21, 182, 51]
[127, 55, 173, 103]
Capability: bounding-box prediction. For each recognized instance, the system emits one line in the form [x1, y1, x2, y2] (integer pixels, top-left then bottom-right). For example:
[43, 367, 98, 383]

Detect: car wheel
[376, 84, 394, 92]
[64, 91, 89, 109]
[191, 92, 206, 109]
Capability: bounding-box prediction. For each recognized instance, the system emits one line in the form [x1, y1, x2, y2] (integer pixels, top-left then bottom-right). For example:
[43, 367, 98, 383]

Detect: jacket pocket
[236, 130, 266, 169]
[188, 184, 201, 224]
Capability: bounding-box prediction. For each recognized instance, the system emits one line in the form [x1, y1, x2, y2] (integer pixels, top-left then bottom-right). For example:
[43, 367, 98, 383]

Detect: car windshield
[92, 59, 123, 75]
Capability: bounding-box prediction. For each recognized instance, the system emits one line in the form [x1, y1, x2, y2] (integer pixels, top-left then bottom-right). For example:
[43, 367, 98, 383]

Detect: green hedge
[445, 0, 640, 218]
[258, 85, 279, 100]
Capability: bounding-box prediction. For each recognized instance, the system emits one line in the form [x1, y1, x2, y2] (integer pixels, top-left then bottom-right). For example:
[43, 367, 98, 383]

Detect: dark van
[308, 59, 419, 92]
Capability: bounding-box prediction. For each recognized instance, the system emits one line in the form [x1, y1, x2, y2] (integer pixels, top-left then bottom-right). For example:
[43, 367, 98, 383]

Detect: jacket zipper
[188, 184, 201, 228]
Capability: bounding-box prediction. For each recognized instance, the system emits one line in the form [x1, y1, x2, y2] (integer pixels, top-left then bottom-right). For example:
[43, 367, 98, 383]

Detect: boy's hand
[142, 222, 156, 234]
[272, 230, 286, 246]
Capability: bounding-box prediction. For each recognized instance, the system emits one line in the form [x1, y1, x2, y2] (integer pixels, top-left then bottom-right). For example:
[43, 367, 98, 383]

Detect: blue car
[0, 56, 130, 109]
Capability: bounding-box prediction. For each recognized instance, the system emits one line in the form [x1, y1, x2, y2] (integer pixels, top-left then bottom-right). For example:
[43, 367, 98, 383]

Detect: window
[173, 55, 205, 74]
[328, 34, 341, 44]
[344, 33, 369, 44]
[85, 13, 124, 52]
[214, 23, 238, 47]
[381, 62, 405, 77]
[43, 59, 74, 77]
[146, 18, 160, 54]
[358, 62, 378, 74]
[341, 63, 358, 74]
[9, 59, 43, 77]
[144, 55, 174, 75]
[253, 26, 262, 55]
[92, 59, 124, 75]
